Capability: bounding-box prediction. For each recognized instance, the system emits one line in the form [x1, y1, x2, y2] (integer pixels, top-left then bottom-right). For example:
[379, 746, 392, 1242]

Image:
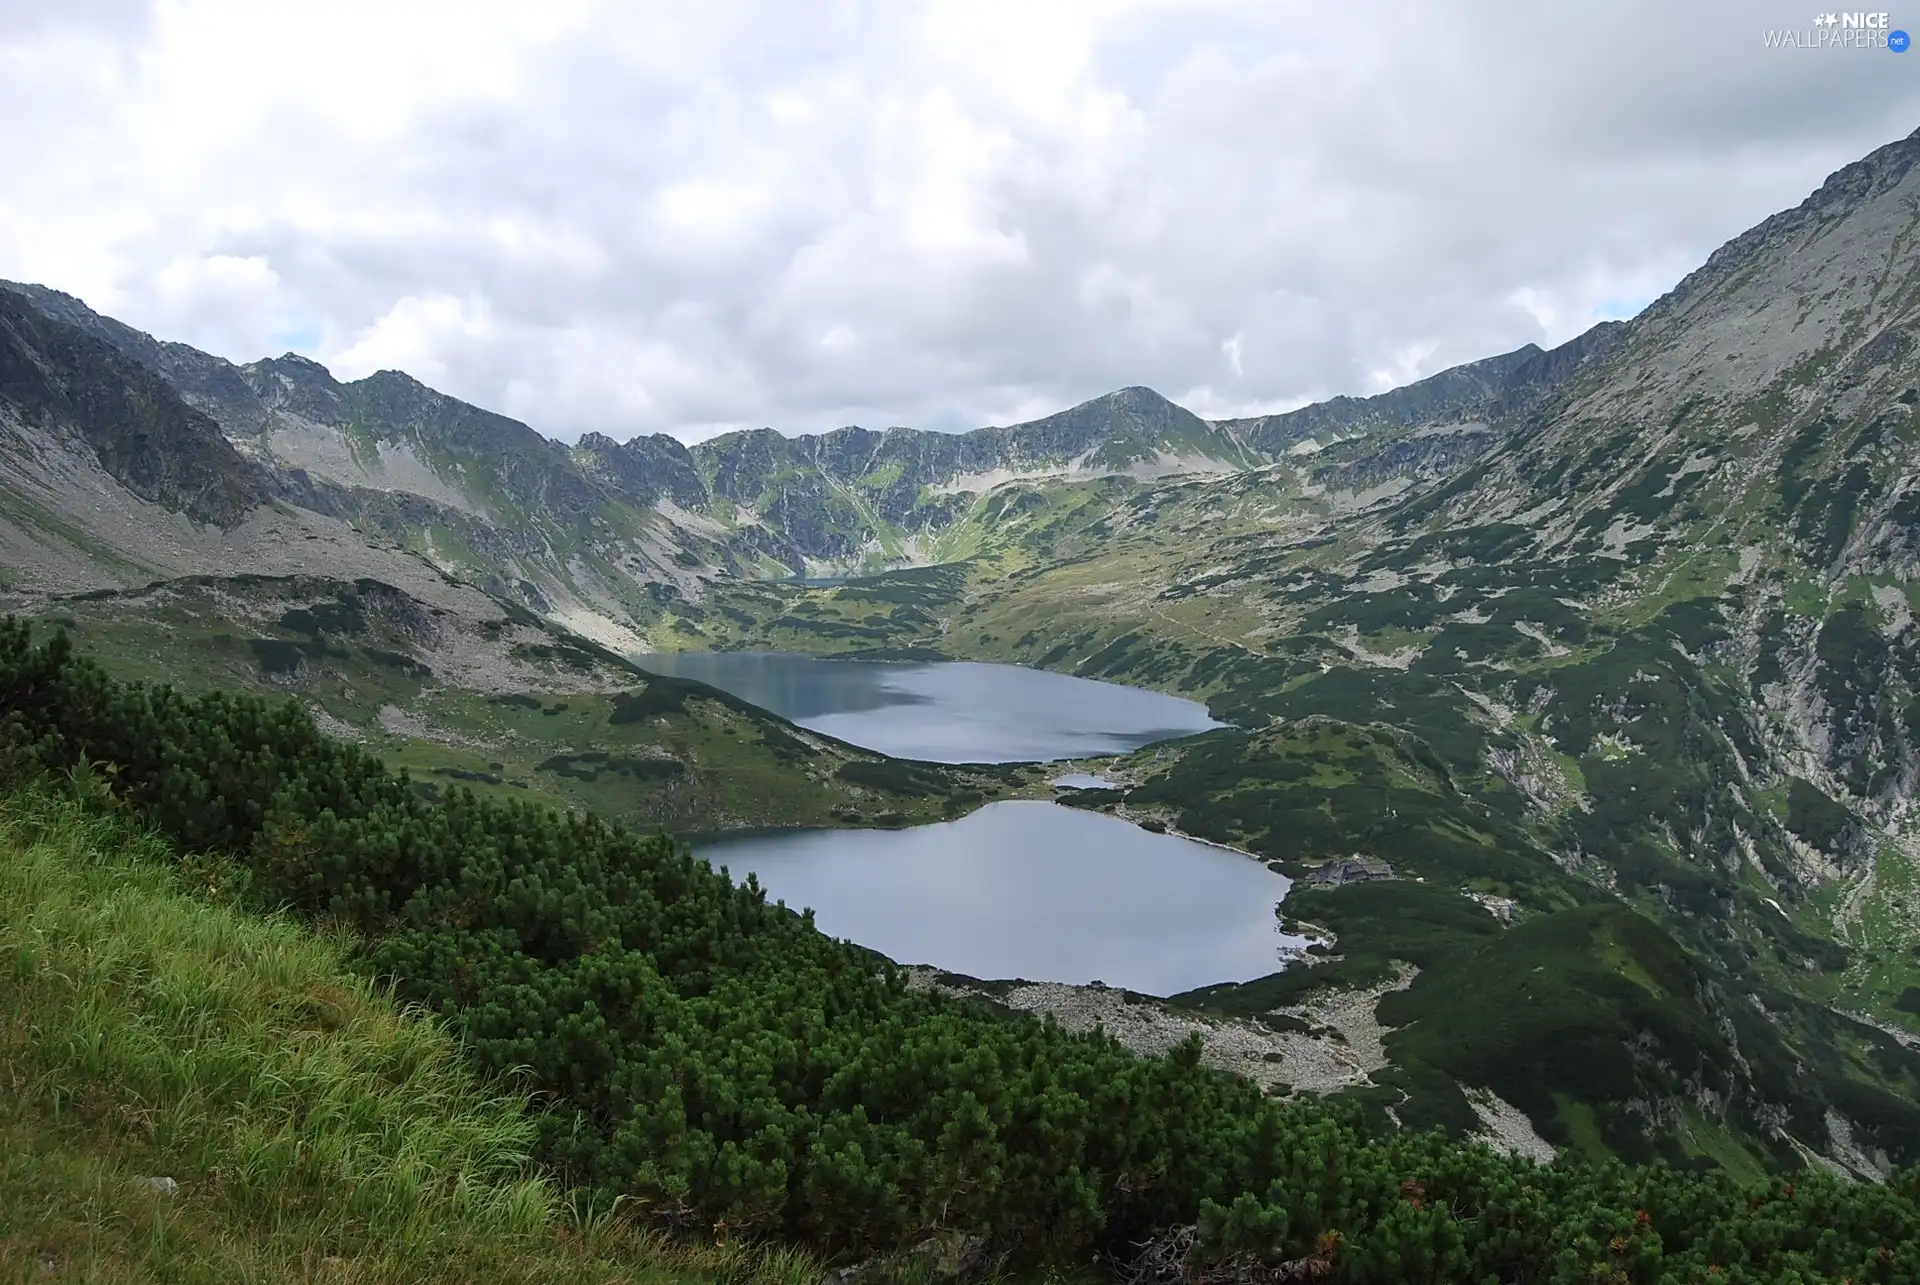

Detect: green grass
[1836, 841, 1920, 1030]
[1550, 1095, 1607, 1159]
[0, 789, 821, 1285]
[25, 589, 438, 730]
[406, 685, 1038, 832]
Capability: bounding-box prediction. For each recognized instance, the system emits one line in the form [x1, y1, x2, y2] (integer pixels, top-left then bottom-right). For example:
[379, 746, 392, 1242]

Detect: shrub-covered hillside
[0, 786, 825, 1285]
[5, 619, 1920, 1283]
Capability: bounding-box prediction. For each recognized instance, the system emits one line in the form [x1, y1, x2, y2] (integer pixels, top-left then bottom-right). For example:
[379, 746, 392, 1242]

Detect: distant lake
[701, 801, 1302, 996]
[637, 651, 1221, 763]
[1051, 772, 1117, 790]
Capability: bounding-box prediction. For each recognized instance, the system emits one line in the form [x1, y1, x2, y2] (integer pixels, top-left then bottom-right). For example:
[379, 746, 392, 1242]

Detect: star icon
[1815, 12, 1839, 25]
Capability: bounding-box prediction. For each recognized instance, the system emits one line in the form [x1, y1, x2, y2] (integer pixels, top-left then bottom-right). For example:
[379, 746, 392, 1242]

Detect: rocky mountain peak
[1597, 129, 1920, 418]
[1090, 384, 1182, 411]
[359, 368, 429, 392]
[263, 352, 333, 376]
[241, 352, 347, 424]
[1658, 127, 1920, 322]
[0, 290, 269, 526]
[1019, 383, 1203, 433]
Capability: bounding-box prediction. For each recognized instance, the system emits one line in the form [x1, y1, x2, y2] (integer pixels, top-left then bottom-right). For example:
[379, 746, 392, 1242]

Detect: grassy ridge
[26, 576, 1038, 835]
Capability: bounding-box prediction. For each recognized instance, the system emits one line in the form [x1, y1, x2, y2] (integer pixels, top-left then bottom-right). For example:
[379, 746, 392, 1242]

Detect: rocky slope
[0, 293, 1039, 829]
[0, 289, 270, 526]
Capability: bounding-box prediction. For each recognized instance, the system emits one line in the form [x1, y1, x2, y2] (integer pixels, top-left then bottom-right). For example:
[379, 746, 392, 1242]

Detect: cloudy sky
[2, 1, 1915, 441]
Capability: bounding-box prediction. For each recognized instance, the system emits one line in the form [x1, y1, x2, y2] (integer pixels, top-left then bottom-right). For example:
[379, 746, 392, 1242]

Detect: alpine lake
[640, 652, 1303, 997]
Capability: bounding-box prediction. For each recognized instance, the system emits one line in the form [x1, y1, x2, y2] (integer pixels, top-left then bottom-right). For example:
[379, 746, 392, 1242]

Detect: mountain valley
[5, 127, 1920, 1194]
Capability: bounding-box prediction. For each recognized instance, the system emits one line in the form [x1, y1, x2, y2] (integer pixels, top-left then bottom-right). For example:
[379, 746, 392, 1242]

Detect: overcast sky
[2, 1, 1915, 442]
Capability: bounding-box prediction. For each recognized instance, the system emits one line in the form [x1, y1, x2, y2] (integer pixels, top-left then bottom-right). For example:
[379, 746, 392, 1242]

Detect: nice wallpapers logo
[1762, 11, 1911, 48]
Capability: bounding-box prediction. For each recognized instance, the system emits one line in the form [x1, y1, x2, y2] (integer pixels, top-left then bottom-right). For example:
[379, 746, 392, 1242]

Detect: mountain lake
[636, 650, 1222, 762]
[644, 652, 1301, 996]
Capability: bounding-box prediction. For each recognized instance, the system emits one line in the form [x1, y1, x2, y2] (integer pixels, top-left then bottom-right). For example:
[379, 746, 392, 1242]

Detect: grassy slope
[0, 788, 827, 1285]
[1095, 721, 1920, 1174]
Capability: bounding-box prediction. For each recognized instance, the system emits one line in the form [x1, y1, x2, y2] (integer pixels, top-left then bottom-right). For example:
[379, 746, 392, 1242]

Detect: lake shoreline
[698, 799, 1295, 996]
[636, 649, 1221, 763]
[648, 651, 1280, 995]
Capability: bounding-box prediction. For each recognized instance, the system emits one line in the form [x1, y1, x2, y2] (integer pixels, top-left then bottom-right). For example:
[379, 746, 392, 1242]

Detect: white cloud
[331, 293, 498, 385]
[2, 0, 1916, 442]
[1369, 343, 1442, 396]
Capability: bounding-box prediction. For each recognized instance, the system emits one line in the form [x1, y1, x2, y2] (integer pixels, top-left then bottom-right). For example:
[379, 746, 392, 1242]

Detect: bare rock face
[0, 290, 270, 527]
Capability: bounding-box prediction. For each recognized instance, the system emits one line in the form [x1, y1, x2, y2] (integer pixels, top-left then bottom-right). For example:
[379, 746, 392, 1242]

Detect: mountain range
[0, 275, 1624, 642]
[4, 127, 1920, 1179]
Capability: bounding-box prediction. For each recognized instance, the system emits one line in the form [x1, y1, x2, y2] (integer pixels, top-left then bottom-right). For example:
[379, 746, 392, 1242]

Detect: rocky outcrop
[0, 290, 270, 526]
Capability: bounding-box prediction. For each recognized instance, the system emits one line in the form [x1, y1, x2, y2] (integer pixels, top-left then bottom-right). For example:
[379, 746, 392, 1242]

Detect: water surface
[639, 651, 1220, 762]
[702, 800, 1301, 996]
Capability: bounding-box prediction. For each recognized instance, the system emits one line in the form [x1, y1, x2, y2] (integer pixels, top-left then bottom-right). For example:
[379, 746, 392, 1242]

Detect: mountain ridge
[0, 276, 1620, 604]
